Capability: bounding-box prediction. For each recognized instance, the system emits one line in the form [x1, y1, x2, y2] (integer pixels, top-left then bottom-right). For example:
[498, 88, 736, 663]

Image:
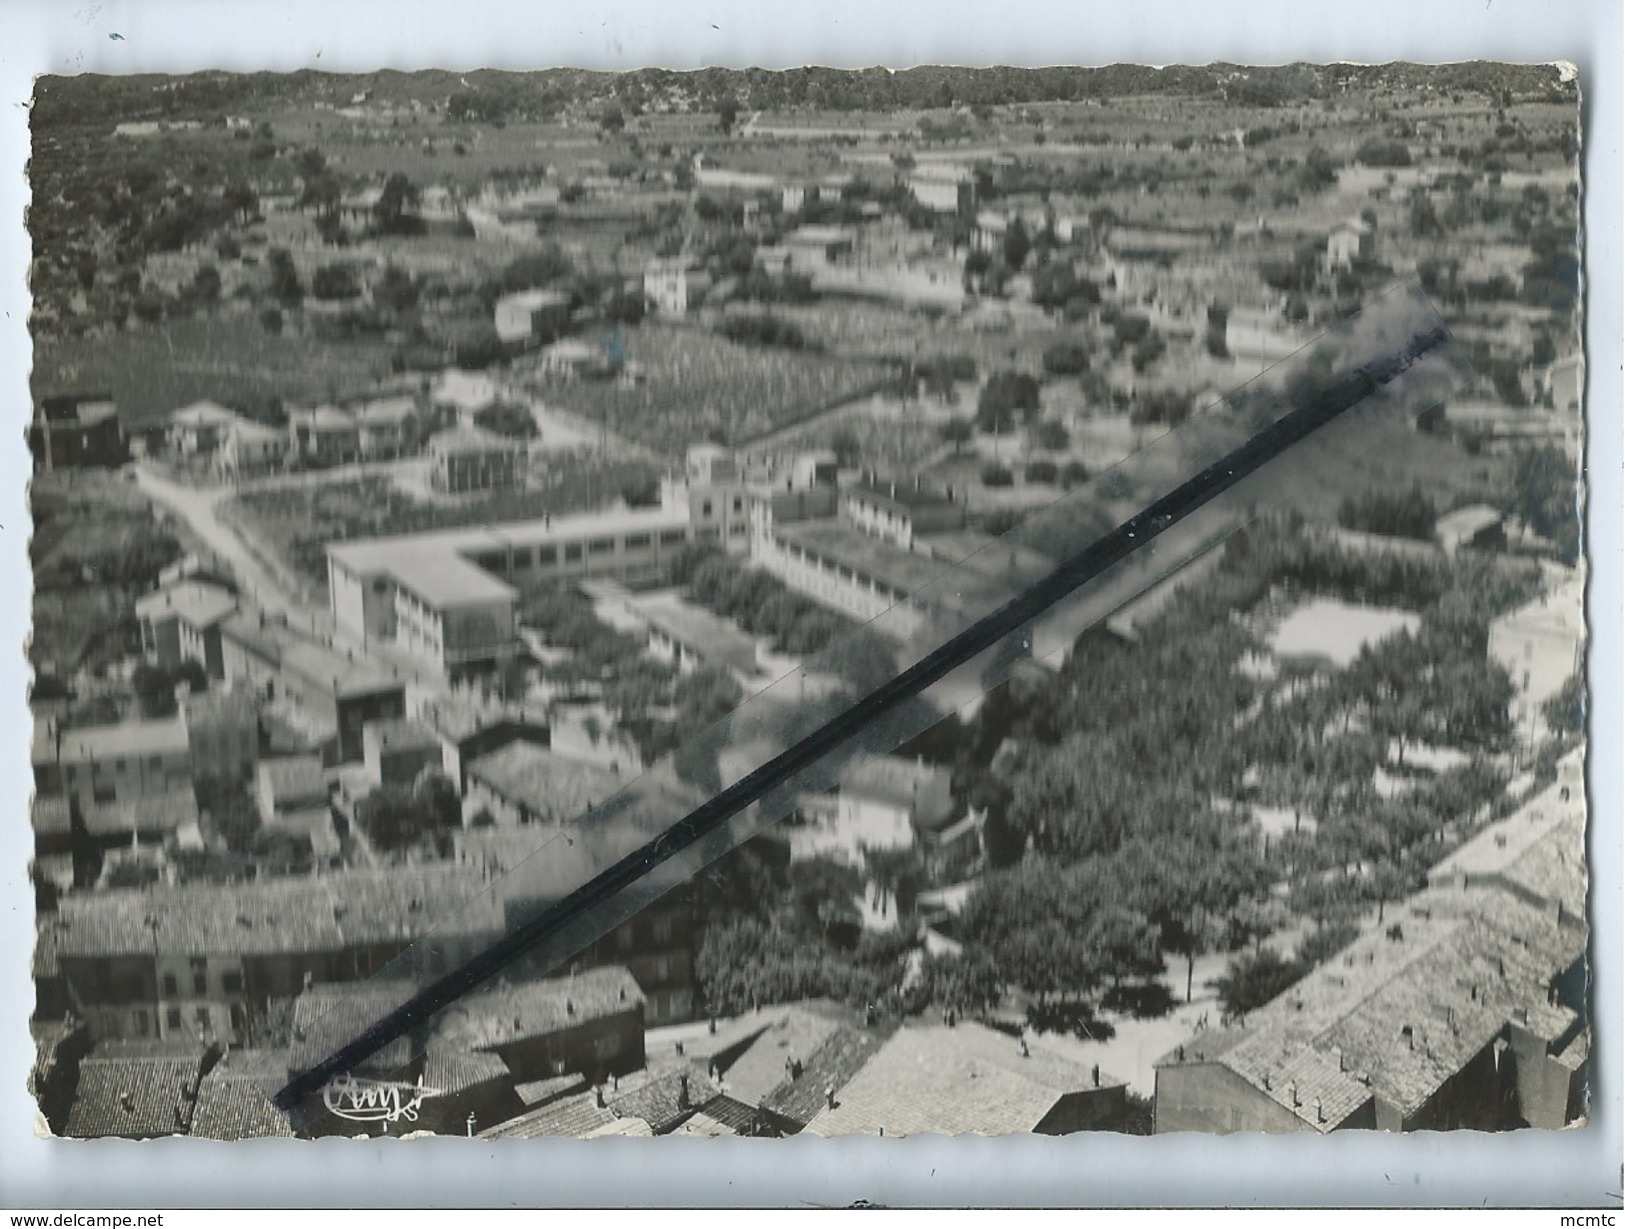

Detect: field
[526, 322, 889, 454]
[227, 449, 662, 588]
[31, 312, 398, 425]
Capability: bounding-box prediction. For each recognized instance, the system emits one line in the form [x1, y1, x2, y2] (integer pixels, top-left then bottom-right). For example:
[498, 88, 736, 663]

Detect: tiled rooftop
[467, 743, 626, 824]
[57, 716, 190, 762]
[803, 1023, 1123, 1138]
[433, 967, 643, 1051]
[81, 788, 200, 838]
[50, 864, 505, 959]
[190, 1049, 297, 1139]
[63, 1043, 208, 1139]
[1158, 882, 1588, 1127]
[717, 1002, 850, 1108]
[840, 754, 949, 812]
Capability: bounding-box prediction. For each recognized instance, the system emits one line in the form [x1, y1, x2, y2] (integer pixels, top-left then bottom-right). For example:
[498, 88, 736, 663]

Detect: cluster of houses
[1155, 751, 1588, 1134]
[151, 382, 529, 495]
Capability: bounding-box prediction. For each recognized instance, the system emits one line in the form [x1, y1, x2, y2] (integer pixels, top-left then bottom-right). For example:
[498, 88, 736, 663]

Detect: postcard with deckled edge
[25, 61, 1586, 1140]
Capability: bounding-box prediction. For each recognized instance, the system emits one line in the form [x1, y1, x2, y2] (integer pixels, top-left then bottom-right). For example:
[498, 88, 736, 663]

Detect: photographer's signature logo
[321, 1072, 444, 1124]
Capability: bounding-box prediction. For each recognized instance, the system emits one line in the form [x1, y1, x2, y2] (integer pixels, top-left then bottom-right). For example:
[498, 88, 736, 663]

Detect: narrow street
[133, 463, 310, 622]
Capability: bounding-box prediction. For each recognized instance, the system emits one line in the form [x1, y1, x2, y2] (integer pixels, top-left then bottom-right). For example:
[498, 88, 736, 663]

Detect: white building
[1489, 566, 1586, 746]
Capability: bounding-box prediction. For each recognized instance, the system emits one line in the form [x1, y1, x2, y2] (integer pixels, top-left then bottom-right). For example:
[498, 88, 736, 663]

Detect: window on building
[702, 499, 714, 517]
[133, 1010, 150, 1037]
[195, 1007, 211, 1030]
[624, 533, 651, 549]
[588, 538, 615, 555]
[732, 496, 743, 513]
[221, 971, 243, 995]
[114, 758, 126, 772]
[535, 545, 557, 565]
[659, 530, 687, 546]
[564, 543, 583, 562]
[162, 973, 178, 997]
[166, 1007, 182, 1031]
[594, 1033, 620, 1060]
[193, 972, 208, 995]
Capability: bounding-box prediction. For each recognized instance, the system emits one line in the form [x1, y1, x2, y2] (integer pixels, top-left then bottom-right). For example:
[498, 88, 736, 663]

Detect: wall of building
[487, 1009, 645, 1085]
[1153, 1062, 1329, 1135]
[1036, 1084, 1129, 1134]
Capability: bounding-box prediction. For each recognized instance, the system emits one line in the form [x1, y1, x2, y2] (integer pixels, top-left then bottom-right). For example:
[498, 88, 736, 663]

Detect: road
[133, 463, 315, 626]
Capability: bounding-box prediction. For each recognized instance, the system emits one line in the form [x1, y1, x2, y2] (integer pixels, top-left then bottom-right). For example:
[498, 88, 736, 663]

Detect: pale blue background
[1, 0, 1618, 1208]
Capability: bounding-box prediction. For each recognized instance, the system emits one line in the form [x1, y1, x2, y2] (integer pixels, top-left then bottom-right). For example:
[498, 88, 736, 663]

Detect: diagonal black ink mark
[274, 323, 1452, 1113]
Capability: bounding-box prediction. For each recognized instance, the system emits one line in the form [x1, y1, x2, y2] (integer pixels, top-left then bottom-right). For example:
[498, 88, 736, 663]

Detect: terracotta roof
[421, 1048, 511, 1097]
[512, 1072, 589, 1106]
[429, 424, 523, 457]
[760, 1021, 889, 1128]
[258, 756, 329, 807]
[31, 795, 73, 837]
[364, 718, 441, 753]
[190, 1049, 297, 1139]
[606, 1063, 721, 1134]
[30, 1019, 85, 1097]
[718, 1002, 850, 1108]
[803, 1023, 1124, 1137]
[467, 743, 625, 824]
[50, 865, 504, 959]
[290, 982, 422, 1075]
[478, 1093, 617, 1139]
[432, 967, 644, 1051]
[64, 1043, 209, 1139]
[81, 788, 199, 838]
[1158, 882, 1588, 1127]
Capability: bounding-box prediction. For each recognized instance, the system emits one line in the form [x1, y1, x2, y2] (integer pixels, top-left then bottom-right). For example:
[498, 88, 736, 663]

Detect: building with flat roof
[326, 460, 751, 681]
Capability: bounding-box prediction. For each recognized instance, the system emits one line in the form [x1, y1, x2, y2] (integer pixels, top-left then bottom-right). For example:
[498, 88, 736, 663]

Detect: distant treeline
[32, 61, 1575, 132]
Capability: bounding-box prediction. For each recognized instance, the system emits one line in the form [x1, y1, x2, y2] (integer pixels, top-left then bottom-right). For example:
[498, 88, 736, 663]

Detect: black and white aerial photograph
[23, 57, 1587, 1144]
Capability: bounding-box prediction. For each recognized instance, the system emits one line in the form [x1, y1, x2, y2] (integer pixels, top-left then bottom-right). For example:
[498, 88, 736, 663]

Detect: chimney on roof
[1019, 1036, 1030, 1058]
[565, 999, 574, 1016]
[1176, 1045, 1186, 1063]
[1514, 1006, 1529, 1026]
[1402, 1024, 1415, 1050]
[1289, 1083, 1301, 1108]
[678, 1073, 691, 1111]
[825, 1083, 837, 1110]
[1091, 1064, 1101, 1088]
[1262, 1072, 1271, 1090]
[594, 1085, 606, 1109]
[1315, 1099, 1326, 1125]
[121, 1092, 135, 1113]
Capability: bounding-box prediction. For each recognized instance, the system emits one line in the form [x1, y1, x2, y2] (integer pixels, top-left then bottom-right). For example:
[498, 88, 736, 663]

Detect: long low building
[327, 465, 751, 681]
